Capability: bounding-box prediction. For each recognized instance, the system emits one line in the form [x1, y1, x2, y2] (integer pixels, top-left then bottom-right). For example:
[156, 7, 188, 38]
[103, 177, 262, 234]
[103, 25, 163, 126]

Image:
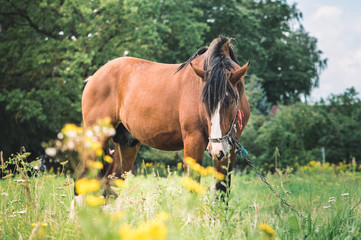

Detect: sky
[287, 0, 361, 101]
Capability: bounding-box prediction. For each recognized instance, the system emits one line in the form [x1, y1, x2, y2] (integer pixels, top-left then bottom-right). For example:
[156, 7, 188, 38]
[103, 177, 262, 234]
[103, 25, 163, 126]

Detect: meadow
[1, 161, 360, 240]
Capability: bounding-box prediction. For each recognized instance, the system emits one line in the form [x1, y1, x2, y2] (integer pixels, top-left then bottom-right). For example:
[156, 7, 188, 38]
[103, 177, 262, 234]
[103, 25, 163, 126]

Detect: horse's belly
[125, 121, 184, 151]
[140, 132, 184, 151]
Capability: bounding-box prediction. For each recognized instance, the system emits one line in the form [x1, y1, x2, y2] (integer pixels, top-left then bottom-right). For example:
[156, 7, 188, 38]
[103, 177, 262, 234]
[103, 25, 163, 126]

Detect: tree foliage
[196, 0, 327, 106]
[0, 0, 207, 159]
[240, 88, 361, 170]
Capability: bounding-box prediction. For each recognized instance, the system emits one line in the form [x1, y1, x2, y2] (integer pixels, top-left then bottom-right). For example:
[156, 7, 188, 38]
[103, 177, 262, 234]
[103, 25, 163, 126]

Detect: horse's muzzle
[207, 141, 231, 161]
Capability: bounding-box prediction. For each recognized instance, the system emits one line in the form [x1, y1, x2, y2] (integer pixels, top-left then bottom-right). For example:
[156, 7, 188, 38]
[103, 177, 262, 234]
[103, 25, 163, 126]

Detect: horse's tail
[173, 46, 208, 74]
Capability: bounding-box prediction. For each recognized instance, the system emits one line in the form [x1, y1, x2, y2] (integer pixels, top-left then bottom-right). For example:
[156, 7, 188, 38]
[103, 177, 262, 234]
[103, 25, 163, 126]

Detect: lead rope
[231, 137, 309, 221]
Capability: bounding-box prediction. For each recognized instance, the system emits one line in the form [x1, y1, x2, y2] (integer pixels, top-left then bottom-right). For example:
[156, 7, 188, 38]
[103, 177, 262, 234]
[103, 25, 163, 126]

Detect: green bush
[240, 88, 361, 171]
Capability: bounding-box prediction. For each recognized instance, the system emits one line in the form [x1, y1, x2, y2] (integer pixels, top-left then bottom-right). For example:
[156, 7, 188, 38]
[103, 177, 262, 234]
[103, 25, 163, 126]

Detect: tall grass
[2, 120, 359, 239]
[1, 165, 360, 239]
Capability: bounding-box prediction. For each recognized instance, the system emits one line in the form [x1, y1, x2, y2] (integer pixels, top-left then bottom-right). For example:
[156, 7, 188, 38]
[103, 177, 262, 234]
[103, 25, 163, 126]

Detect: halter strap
[208, 106, 239, 143]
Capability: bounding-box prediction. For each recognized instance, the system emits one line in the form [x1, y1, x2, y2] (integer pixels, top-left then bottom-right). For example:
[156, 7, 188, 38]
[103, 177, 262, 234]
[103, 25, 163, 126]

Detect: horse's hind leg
[114, 142, 141, 176]
[103, 123, 140, 196]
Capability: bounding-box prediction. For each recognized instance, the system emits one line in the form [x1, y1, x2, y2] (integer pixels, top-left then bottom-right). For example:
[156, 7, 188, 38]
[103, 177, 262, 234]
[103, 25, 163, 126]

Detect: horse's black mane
[173, 46, 208, 74]
[175, 36, 240, 116]
[202, 36, 239, 116]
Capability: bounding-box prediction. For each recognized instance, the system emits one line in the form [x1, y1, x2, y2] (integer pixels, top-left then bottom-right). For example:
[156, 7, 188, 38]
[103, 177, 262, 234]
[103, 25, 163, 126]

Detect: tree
[196, 0, 327, 107]
[240, 88, 361, 170]
[317, 88, 361, 163]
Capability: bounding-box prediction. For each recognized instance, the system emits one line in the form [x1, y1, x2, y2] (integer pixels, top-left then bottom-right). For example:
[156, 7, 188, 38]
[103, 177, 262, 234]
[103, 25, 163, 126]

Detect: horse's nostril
[217, 151, 225, 160]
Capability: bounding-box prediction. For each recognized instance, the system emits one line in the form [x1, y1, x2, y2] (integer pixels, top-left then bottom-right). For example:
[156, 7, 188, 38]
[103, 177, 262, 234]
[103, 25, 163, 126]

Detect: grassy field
[1, 162, 360, 240]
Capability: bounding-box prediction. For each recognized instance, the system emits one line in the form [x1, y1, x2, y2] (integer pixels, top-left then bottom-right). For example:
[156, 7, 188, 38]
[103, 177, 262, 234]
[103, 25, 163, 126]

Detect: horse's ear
[230, 61, 250, 84]
[190, 62, 206, 79]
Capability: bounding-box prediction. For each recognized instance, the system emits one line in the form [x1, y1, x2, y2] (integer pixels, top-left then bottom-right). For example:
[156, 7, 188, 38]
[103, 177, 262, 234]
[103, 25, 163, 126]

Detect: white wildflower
[57, 132, 64, 140]
[14, 180, 26, 183]
[15, 210, 26, 214]
[328, 197, 335, 202]
[66, 140, 75, 150]
[45, 147, 57, 157]
[86, 129, 94, 138]
[65, 131, 77, 138]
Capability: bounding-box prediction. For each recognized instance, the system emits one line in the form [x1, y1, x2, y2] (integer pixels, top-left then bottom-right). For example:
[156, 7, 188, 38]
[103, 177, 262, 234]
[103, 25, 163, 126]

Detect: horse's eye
[228, 98, 235, 107]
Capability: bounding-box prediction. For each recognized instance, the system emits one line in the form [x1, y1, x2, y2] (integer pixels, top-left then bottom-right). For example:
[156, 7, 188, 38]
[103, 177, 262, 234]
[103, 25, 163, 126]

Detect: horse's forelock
[201, 37, 238, 116]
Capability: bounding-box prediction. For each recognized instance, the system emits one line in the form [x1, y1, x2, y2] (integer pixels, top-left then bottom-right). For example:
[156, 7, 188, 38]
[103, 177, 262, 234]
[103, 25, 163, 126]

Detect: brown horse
[79, 36, 250, 199]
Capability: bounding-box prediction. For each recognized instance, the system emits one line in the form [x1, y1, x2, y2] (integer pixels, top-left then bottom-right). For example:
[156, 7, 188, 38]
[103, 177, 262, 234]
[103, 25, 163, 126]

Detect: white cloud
[295, 3, 361, 100]
[306, 5, 343, 39]
[341, 48, 361, 76]
[313, 6, 342, 20]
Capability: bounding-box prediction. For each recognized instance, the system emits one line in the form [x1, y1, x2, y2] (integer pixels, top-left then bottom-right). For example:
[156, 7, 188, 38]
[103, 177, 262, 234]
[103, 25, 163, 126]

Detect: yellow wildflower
[86, 195, 106, 206]
[75, 178, 100, 195]
[177, 162, 182, 170]
[64, 123, 80, 132]
[111, 211, 124, 222]
[258, 223, 276, 238]
[98, 116, 112, 126]
[104, 155, 113, 163]
[41, 222, 48, 227]
[89, 161, 103, 170]
[95, 148, 104, 157]
[61, 123, 82, 136]
[181, 176, 206, 194]
[184, 157, 206, 175]
[145, 162, 153, 167]
[32, 222, 37, 227]
[155, 212, 170, 222]
[146, 221, 167, 240]
[91, 141, 103, 156]
[184, 157, 196, 165]
[205, 167, 225, 180]
[84, 137, 103, 156]
[119, 214, 168, 240]
[309, 161, 317, 166]
[184, 157, 225, 180]
[114, 179, 128, 188]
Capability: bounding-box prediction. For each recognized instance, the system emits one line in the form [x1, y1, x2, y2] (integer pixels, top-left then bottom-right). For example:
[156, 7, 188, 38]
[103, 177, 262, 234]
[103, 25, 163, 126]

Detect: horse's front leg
[214, 151, 236, 201]
[183, 133, 208, 178]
